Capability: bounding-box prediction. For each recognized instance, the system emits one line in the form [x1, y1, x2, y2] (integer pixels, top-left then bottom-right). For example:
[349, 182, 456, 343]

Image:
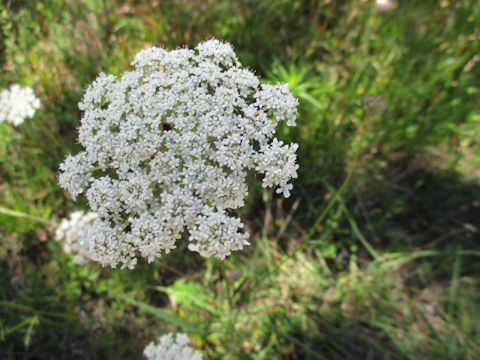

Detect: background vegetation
[1, 0, 479, 358]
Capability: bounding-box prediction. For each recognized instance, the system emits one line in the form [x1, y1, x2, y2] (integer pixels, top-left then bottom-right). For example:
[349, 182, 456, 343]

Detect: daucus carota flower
[55, 211, 97, 265]
[58, 39, 299, 269]
[0, 84, 40, 126]
[144, 333, 202, 360]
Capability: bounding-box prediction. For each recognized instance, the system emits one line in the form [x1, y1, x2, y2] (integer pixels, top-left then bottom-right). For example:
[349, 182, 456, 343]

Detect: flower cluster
[59, 39, 299, 269]
[144, 333, 202, 360]
[55, 211, 97, 265]
[0, 84, 40, 126]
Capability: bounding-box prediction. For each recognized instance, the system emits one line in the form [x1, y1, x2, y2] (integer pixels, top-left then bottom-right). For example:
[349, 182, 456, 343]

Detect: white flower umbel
[0, 84, 40, 126]
[144, 333, 202, 360]
[58, 39, 299, 269]
[55, 211, 98, 265]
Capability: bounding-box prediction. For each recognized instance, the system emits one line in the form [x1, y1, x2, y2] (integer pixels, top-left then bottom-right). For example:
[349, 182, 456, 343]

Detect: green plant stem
[0, 206, 53, 225]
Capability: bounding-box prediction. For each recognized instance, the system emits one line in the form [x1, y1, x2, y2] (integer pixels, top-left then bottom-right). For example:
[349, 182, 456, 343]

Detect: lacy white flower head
[0, 84, 40, 126]
[58, 39, 299, 269]
[144, 333, 202, 360]
[55, 211, 98, 265]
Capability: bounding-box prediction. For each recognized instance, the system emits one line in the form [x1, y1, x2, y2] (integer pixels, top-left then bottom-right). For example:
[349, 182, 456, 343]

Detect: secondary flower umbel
[55, 211, 97, 265]
[0, 84, 40, 126]
[144, 333, 202, 360]
[59, 39, 298, 269]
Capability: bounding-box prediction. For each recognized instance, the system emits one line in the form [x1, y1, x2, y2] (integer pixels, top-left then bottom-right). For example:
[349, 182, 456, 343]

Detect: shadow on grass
[366, 162, 480, 264]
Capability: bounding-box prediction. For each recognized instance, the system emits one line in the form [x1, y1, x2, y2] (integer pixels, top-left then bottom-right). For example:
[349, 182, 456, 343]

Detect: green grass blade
[120, 295, 203, 334]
